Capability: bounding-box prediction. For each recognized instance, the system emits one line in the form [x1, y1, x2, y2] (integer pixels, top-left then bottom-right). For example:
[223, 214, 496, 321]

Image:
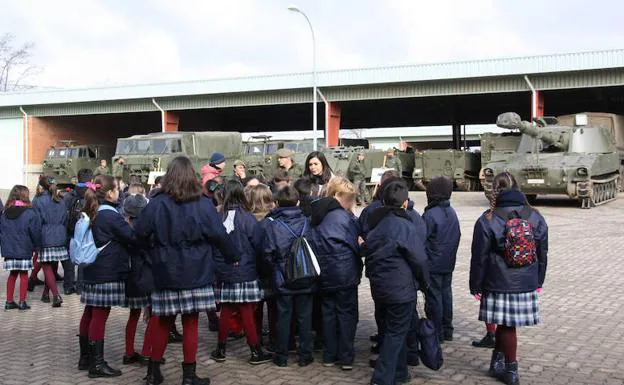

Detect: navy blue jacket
[215, 207, 259, 284]
[0, 206, 41, 259]
[33, 192, 69, 247]
[83, 201, 136, 284]
[307, 198, 362, 292]
[423, 200, 461, 274]
[359, 199, 426, 240]
[262, 206, 315, 295]
[134, 192, 236, 290]
[470, 189, 548, 294]
[251, 210, 277, 291]
[364, 206, 430, 304]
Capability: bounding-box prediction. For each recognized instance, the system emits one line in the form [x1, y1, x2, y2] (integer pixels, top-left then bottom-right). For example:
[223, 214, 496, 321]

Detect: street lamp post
[287, 4, 318, 151]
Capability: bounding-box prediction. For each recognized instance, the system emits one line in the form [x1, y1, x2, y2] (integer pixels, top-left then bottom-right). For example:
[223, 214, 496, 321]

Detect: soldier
[232, 160, 247, 184]
[347, 151, 369, 205]
[276, 148, 304, 181]
[112, 157, 125, 178]
[93, 159, 110, 176]
[385, 148, 403, 177]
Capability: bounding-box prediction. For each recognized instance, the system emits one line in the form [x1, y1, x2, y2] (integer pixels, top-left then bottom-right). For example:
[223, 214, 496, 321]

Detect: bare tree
[0, 33, 39, 92]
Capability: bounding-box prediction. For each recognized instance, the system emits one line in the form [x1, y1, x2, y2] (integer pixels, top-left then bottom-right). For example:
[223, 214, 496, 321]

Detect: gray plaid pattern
[479, 290, 540, 327]
[125, 295, 150, 309]
[217, 280, 263, 303]
[80, 281, 126, 307]
[38, 246, 69, 263]
[151, 285, 217, 316]
[3, 258, 33, 271]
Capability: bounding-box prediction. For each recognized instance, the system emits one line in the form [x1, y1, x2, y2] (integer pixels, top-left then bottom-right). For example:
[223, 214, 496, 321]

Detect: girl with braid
[469, 172, 548, 385]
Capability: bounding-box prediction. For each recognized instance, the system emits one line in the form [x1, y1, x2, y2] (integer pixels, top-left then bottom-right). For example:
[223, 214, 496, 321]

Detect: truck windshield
[116, 139, 182, 154]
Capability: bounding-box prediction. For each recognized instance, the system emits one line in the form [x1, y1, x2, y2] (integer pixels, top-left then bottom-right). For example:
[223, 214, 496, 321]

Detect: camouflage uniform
[93, 166, 110, 177]
[282, 163, 304, 181]
[112, 161, 125, 178]
[386, 155, 403, 176]
[347, 158, 368, 204]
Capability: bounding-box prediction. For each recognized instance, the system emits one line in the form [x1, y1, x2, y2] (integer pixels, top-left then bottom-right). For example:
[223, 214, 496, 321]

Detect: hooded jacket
[364, 206, 430, 304]
[214, 206, 259, 284]
[201, 163, 223, 186]
[307, 197, 362, 292]
[359, 199, 426, 240]
[423, 200, 461, 274]
[469, 189, 548, 294]
[33, 191, 69, 248]
[0, 206, 41, 259]
[134, 191, 236, 290]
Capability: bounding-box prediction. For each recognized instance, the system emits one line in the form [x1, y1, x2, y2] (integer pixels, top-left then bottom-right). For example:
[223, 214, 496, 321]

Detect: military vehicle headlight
[484, 168, 494, 177]
[576, 167, 588, 177]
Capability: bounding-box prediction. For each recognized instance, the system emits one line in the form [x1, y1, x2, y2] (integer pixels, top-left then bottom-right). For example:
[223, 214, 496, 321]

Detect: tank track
[578, 174, 619, 209]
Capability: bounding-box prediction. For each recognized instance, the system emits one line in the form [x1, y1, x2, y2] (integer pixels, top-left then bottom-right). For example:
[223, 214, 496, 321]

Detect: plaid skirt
[3, 258, 33, 271]
[81, 281, 126, 308]
[479, 290, 540, 327]
[125, 295, 151, 309]
[151, 285, 217, 316]
[39, 246, 69, 263]
[217, 280, 263, 304]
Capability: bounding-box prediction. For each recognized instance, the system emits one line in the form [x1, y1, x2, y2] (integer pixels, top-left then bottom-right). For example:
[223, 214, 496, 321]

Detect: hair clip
[84, 182, 102, 191]
[13, 200, 26, 207]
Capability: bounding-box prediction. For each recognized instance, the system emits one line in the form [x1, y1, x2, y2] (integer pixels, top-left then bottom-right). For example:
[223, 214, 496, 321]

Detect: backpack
[494, 207, 537, 268]
[69, 205, 118, 267]
[67, 194, 85, 237]
[274, 218, 320, 290]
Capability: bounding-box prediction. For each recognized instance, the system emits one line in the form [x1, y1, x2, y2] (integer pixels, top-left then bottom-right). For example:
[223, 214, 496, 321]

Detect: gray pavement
[1, 192, 623, 385]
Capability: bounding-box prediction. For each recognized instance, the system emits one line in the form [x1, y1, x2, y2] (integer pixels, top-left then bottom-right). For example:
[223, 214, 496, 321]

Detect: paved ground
[1, 192, 624, 385]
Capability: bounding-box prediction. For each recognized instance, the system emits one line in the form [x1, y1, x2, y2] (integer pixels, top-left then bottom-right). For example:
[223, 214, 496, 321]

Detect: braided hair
[486, 172, 518, 219]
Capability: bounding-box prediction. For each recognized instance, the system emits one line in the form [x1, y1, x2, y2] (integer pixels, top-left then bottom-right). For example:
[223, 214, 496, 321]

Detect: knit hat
[123, 194, 148, 219]
[426, 176, 453, 204]
[210, 152, 226, 165]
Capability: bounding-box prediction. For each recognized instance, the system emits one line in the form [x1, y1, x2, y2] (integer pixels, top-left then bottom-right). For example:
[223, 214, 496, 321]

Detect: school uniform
[423, 200, 461, 341]
[364, 206, 430, 385]
[359, 199, 426, 240]
[470, 189, 548, 327]
[307, 197, 362, 366]
[1, 206, 41, 271]
[33, 192, 69, 263]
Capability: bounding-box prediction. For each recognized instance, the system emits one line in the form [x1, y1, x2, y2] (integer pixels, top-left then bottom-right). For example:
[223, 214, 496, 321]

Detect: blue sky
[1, 0, 623, 89]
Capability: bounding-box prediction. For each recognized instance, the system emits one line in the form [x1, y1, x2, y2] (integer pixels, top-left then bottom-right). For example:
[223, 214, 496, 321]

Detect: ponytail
[38, 175, 62, 203]
[82, 175, 116, 221]
[486, 171, 517, 220]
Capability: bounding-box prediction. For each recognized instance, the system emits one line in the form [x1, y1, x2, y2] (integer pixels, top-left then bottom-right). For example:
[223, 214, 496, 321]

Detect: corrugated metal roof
[1, 49, 623, 108]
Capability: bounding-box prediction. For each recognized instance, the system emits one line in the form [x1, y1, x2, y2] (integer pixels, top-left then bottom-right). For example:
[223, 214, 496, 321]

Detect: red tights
[79, 306, 111, 341]
[218, 303, 258, 345]
[141, 314, 159, 357]
[125, 309, 142, 356]
[486, 322, 497, 333]
[41, 263, 59, 297]
[495, 325, 517, 363]
[6, 270, 28, 302]
[150, 313, 199, 364]
[29, 253, 41, 281]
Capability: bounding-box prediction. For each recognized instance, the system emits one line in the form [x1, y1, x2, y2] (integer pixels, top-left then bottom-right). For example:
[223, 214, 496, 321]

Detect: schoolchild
[363, 179, 430, 385]
[2, 185, 41, 310]
[33, 176, 69, 307]
[135, 156, 236, 385]
[470, 172, 548, 385]
[78, 175, 137, 378]
[271, 170, 291, 192]
[261, 186, 315, 367]
[423, 176, 461, 342]
[210, 180, 273, 365]
[293, 178, 314, 217]
[307, 177, 362, 370]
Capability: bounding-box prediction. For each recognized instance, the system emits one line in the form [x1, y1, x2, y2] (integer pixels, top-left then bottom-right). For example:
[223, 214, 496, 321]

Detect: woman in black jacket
[303, 151, 334, 199]
[470, 172, 548, 385]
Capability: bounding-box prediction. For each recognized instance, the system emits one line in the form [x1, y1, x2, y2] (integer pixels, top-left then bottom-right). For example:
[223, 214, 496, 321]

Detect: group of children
[1, 151, 548, 385]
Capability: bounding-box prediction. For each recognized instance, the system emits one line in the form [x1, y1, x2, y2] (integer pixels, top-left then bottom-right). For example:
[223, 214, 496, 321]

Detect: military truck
[114, 132, 243, 184]
[42, 141, 113, 186]
[411, 149, 481, 191]
[482, 112, 622, 209]
[478, 132, 522, 190]
[242, 136, 322, 178]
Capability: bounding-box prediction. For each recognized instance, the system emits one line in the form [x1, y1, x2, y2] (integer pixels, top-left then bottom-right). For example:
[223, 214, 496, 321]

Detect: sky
[1, 0, 623, 90]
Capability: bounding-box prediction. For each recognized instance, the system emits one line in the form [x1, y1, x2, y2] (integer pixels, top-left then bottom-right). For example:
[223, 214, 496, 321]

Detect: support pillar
[326, 102, 341, 147]
[164, 111, 179, 132]
[531, 90, 545, 119]
[451, 123, 461, 150]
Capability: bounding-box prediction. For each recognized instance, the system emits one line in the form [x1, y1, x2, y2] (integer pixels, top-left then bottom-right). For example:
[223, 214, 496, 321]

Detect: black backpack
[274, 218, 320, 290]
[67, 194, 85, 237]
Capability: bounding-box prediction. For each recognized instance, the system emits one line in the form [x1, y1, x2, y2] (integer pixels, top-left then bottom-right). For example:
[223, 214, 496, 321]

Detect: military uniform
[386, 156, 403, 176]
[347, 158, 369, 204]
[112, 161, 125, 178]
[282, 163, 304, 181]
[93, 165, 110, 176]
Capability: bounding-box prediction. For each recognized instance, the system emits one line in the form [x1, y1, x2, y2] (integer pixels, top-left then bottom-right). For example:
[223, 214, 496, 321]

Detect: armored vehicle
[42, 141, 113, 186]
[363, 148, 415, 182]
[482, 112, 621, 209]
[411, 149, 481, 191]
[478, 132, 522, 189]
[114, 132, 242, 184]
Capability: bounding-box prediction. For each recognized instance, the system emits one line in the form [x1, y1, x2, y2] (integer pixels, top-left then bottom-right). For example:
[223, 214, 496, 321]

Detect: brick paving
[1, 192, 624, 385]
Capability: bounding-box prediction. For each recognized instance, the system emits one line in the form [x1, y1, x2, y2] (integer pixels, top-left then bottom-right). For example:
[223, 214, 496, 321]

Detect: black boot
[78, 336, 90, 370]
[472, 332, 495, 348]
[210, 342, 226, 362]
[169, 324, 183, 343]
[88, 340, 122, 378]
[488, 350, 505, 378]
[145, 360, 164, 385]
[249, 344, 273, 365]
[181, 362, 210, 385]
[52, 295, 63, 308]
[27, 279, 36, 292]
[503, 361, 520, 385]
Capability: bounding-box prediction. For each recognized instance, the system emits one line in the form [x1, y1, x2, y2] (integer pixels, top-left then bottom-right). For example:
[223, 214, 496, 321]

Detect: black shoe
[181, 362, 210, 385]
[88, 340, 122, 378]
[370, 344, 380, 354]
[369, 334, 379, 343]
[472, 332, 495, 348]
[4, 301, 18, 310]
[503, 361, 520, 385]
[78, 336, 90, 370]
[210, 343, 226, 363]
[249, 344, 273, 365]
[169, 325, 183, 343]
[123, 352, 145, 365]
[298, 358, 313, 367]
[27, 280, 36, 292]
[18, 301, 31, 310]
[208, 318, 219, 332]
[64, 287, 76, 295]
[52, 295, 63, 307]
[41, 295, 50, 303]
[145, 360, 164, 385]
[273, 358, 287, 367]
[488, 350, 506, 378]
